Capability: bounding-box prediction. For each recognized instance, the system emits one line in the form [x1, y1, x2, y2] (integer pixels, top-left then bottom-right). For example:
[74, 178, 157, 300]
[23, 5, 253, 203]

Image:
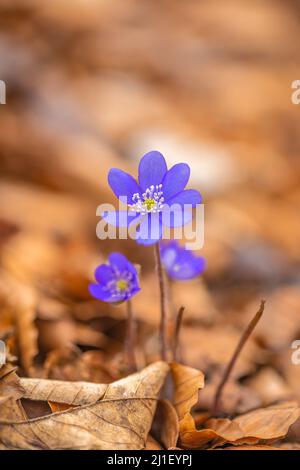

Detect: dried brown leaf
[48, 402, 75, 413]
[0, 361, 169, 450]
[222, 445, 281, 450]
[20, 377, 107, 406]
[232, 401, 300, 441]
[179, 401, 300, 449]
[0, 364, 25, 406]
[171, 362, 205, 422]
[0, 272, 38, 375]
[179, 414, 243, 449]
[144, 435, 164, 450]
[152, 399, 179, 449]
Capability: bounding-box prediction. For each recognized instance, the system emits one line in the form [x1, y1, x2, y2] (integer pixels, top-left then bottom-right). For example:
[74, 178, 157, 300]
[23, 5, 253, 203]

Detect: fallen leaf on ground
[20, 377, 108, 406]
[0, 364, 25, 406]
[144, 435, 163, 450]
[171, 362, 205, 422]
[179, 414, 243, 449]
[222, 444, 281, 450]
[0, 272, 38, 376]
[231, 401, 300, 442]
[179, 401, 300, 449]
[171, 362, 206, 448]
[0, 361, 169, 450]
[276, 442, 300, 450]
[151, 399, 179, 449]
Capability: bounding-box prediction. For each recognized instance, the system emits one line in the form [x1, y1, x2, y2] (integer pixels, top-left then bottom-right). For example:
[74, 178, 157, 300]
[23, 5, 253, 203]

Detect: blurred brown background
[0, 0, 300, 416]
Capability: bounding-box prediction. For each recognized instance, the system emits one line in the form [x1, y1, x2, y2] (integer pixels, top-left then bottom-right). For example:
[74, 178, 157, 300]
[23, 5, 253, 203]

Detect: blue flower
[89, 253, 140, 303]
[160, 241, 206, 280]
[102, 150, 202, 245]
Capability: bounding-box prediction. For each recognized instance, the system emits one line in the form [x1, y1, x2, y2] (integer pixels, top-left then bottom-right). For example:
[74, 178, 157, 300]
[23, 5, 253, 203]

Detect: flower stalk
[173, 305, 185, 361]
[154, 242, 168, 361]
[125, 299, 137, 373]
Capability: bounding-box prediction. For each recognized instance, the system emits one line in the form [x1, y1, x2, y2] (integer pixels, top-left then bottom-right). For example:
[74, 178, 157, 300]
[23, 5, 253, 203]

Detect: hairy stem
[173, 306, 185, 361]
[167, 277, 177, 320]
[154, 242, 168, 361]
[125, 299, 137, 373]
[211, 300, 266, 416]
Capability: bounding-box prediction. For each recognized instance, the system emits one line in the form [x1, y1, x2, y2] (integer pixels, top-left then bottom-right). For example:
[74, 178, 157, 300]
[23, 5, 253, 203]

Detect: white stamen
[129, 184, 165, 214]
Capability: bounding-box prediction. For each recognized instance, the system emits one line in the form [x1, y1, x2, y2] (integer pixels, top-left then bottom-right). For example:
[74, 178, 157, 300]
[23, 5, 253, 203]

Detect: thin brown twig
[125, 299, 137, 373]
[154, 242, 168, 361]
[211, 299, 266, 416]
[173, 306, 185, 361]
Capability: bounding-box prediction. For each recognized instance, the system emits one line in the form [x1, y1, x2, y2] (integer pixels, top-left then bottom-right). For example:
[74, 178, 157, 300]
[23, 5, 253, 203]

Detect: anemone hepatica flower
[89, 253, 140, 303]
[160, 241, 206, 280]
[103, 151, 202, 245]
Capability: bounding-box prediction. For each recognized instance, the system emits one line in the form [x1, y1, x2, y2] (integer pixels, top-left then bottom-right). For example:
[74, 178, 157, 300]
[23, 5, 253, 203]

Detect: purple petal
[161, 207, 193, 228]
[162, 163, 190, 201]
[138, 151, 167, 191]
[126, 286, 141, 300]
[108, 252, 129, 273]
[94, 264, 114, 284]
[105, 294, 126, 303]
[89, 283, 112, 301]
[126, 262, 139, 279]
[160, 242, 178, 271]
[170, 252, 206, 280]
[108, 168, 141, 201]
[167, 189, 202, 208]
[135, 213, 163, 245]
[102, 210, 139, 227]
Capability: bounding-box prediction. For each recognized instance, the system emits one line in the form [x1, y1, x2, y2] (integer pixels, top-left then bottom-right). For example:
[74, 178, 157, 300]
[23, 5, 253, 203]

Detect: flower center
[129, 185, 164, 214]
[116, 279, 129, 292]
[144, 198, 156, 212]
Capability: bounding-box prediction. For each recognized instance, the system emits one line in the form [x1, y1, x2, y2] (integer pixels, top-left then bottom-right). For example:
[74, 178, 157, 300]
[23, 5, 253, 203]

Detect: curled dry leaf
[48, 402, 74, 413]
[144, 435, 163, 450]
[151, 399, 179, 449]
[14, 289, 38, 377]
[230, 401, 300, 442]
[0, 364, 25, 406]
[0, 272, 38, 376]
[277, 442, 300, 450]
[222, 445, 281, 450]
[179, 401, 300, 449]
[171, 362, 205, 421]
[171, 362, 205, 449]
[179, 414, 242, 449]
[0, 361, 169, 450]
[20, 377, 108, 406]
